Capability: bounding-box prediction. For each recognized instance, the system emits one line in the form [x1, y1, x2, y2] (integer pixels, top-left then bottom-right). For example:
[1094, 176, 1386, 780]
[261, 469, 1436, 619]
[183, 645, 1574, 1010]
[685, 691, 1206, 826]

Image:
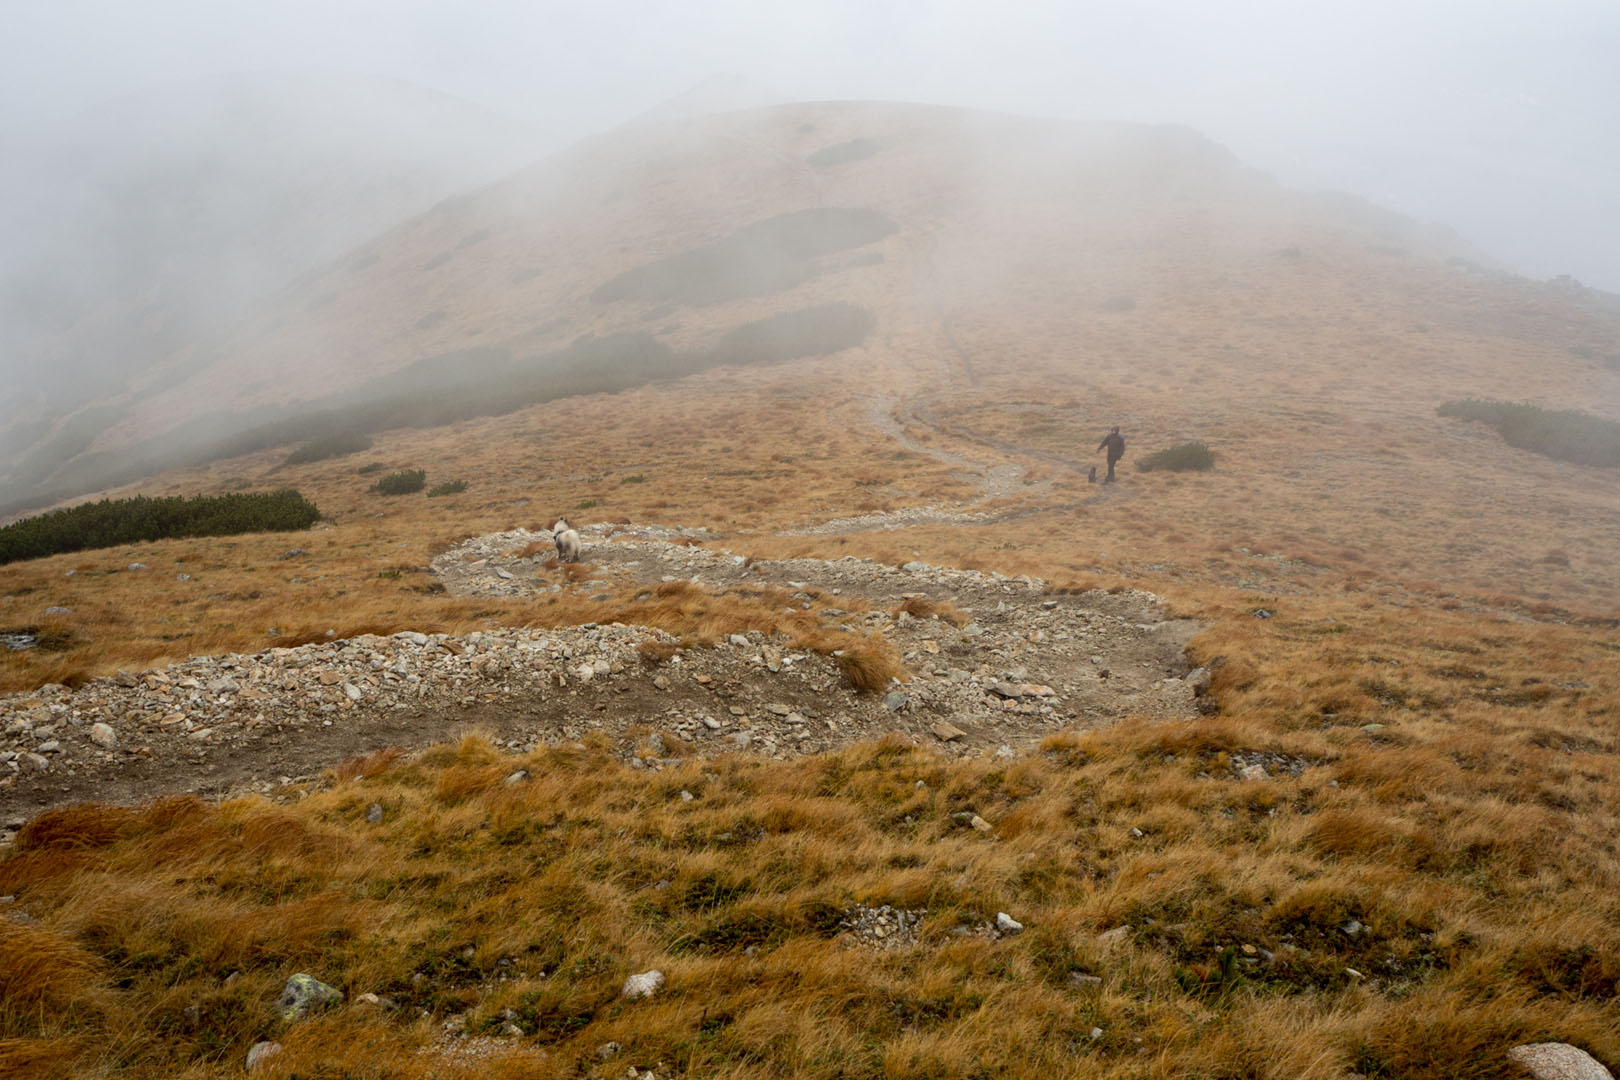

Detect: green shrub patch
[283, 431, 372, 466]
[707, 303, 876, 368]
[0, 490, 319, 565]
[373, 470, 427, 495]
[1137, 442, 1216, 472]
[1438, 399, 1620, 467]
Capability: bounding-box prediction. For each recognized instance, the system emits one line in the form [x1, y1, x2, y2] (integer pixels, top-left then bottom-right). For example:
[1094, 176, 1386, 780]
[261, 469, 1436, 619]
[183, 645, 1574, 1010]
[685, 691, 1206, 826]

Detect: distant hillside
[10, 97, 1599, 515]
[0, 69, 540, 463]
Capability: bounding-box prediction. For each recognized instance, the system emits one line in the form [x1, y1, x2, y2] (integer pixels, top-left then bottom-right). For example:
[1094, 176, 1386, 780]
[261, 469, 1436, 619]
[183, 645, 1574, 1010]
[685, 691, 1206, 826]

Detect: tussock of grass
[834, 640, 905, 693]
[894, 596, 969, 627]
[1439, 399, 1620, 467]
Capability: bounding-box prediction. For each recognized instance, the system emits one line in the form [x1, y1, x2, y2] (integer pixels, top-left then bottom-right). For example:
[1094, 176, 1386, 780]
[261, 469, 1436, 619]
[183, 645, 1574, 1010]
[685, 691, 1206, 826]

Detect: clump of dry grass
[834, 640, 906, 693]
[894, 596, 969, 627]
[330, 747, 407, 784]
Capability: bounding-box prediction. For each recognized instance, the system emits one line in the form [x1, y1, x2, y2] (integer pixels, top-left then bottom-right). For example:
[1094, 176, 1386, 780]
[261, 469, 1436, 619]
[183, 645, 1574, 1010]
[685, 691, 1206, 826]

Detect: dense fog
[0, 0, 1614, 503]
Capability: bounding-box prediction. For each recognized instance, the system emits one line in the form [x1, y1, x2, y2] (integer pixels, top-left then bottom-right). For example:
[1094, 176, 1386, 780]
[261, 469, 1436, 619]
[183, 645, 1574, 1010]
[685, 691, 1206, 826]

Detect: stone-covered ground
[0, 522, 1203, 835]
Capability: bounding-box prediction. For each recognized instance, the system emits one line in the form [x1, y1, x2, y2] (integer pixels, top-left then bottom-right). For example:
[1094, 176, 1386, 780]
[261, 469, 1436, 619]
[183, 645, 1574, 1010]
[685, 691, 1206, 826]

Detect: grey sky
[3, 0, 1618, 288]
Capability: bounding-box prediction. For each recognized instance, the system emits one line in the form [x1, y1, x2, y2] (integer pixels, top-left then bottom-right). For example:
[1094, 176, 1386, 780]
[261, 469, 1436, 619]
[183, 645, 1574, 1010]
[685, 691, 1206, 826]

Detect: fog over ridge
[0, 0, 1615, 480]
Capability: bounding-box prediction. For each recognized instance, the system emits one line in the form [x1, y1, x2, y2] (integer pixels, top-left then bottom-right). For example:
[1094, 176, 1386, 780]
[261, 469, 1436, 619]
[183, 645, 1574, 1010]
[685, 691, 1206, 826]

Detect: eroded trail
[800, 393, 1129, 536]
[0, 527, 1203, 829]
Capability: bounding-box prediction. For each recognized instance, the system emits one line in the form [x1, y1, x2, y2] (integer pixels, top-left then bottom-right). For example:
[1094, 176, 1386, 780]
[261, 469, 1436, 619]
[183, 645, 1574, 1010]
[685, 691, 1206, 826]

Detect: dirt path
[794, 393, 1128, 537]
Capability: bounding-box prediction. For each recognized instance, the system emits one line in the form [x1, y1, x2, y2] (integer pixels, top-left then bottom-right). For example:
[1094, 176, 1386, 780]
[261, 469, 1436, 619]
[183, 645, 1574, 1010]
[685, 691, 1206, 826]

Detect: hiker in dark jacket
[1097, 427, 1125, 482]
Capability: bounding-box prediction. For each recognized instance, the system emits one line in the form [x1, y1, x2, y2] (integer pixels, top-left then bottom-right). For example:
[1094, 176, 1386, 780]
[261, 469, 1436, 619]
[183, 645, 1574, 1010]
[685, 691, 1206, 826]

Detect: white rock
[1096, 926, 1131, 949]
[246, 1041, 283, 1070]
[1239, 764, 1268, 781]
[89, 722, 118, 749]
[1506, 1044, 1614, 1080]
[343, 683, 364, 702]
[621, 970, 665, 999]
[996, 912, 1024, 935]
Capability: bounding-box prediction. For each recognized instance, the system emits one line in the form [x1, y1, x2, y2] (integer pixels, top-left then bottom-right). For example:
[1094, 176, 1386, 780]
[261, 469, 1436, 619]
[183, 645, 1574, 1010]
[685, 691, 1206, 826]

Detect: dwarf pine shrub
[372, 470, 426, 495]
[1137, 442, 1216, 472]
[282, 431, 371, 466]
[1438, 399, 1620, 467]
[426, 480, 468, 497]
[0, 490, 320, 565]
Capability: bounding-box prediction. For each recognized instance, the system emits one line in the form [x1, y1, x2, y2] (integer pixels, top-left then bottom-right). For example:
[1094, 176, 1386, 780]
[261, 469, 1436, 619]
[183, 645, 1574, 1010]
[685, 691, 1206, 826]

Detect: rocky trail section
[1, 526, 1203, 834]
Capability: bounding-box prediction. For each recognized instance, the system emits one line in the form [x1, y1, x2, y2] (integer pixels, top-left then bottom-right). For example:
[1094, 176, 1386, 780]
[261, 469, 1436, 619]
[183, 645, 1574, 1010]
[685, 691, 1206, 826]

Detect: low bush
[282, 431, 371, 466]
[1137, 442, 1216, 472]
[426, 480, 468, 498]
[0, 490, 319, 565]
[356, 462, 386, 475]
[706, 303, 876, 368]
[1438, 399, 1620, 467]
[372, 470, 426, 495]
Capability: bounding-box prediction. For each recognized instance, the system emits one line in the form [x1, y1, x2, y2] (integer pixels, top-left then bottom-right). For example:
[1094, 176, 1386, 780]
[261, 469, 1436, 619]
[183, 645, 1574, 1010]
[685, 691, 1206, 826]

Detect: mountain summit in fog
[5, 96, 1616, 518]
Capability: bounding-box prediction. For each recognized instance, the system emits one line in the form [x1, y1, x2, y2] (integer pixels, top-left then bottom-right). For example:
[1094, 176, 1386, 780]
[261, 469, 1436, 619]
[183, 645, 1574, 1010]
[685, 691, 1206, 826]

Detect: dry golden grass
[2, 718, 1616, 1079]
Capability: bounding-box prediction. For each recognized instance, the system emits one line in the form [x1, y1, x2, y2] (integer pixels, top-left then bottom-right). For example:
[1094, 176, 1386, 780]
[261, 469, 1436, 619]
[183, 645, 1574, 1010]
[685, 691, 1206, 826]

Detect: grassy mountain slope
[2, 99, 1619, 1079]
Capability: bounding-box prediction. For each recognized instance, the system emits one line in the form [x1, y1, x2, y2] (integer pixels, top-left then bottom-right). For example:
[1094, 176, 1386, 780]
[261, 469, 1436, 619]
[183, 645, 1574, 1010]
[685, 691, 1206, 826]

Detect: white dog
[552, 518, 582, 563]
